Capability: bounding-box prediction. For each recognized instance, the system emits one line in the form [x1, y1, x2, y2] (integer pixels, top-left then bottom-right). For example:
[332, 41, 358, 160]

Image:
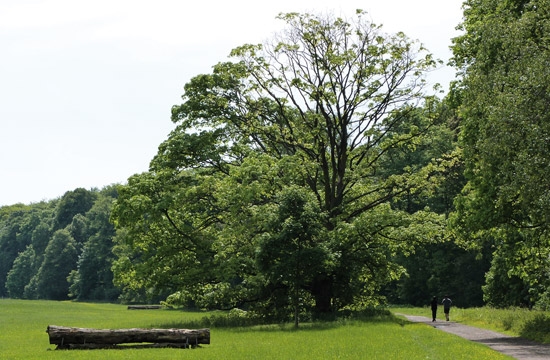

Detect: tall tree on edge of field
[112, 10, 449, 315]
[450, 0, 550, 307]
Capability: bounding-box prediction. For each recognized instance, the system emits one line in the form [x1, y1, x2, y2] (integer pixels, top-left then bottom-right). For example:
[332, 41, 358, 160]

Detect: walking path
[396, 314, 550, 360]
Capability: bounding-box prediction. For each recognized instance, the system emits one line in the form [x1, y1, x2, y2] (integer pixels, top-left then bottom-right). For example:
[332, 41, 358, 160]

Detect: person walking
[442, 295, 452, 321]
[430, 296, 438, 322]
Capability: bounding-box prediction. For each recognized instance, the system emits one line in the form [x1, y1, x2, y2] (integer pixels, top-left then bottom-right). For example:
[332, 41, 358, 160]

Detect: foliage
[389, 241, 490, 307]
[53, 188, 97, 230]
[256, 187, 327, 325]
[0, 202, 54, 297]
[378, 93, 488, 308]
[450, 0, 550, 307]
[111, 10, 449, 318]
[0, 186, 119, 301]
[35, 229, 78, 300]
[5, 245, 35, 298]
[482, 242, 532, 308]
[9, 2, 547, 313]
[68, 195, 120, 301]
[520, 314, 550, 343]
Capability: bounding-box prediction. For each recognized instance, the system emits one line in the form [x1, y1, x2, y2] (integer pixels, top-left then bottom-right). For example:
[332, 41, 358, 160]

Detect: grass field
[0, 299, 513, 359]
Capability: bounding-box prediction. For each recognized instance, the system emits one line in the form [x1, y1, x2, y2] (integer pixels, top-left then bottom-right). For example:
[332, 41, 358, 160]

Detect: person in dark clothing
[442, 295, 452, 321]
[430, 296, 438, 322]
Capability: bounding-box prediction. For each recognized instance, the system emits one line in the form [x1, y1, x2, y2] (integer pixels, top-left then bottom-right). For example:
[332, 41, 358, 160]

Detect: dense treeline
[2, 2, 549, 317]
[449, 0, 550, 309]
[0, 186, 120, 301]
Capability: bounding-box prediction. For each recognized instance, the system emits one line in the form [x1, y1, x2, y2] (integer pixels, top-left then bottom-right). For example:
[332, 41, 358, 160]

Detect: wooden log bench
[127, 305, 162, 310]
[46, 325, 210, 349]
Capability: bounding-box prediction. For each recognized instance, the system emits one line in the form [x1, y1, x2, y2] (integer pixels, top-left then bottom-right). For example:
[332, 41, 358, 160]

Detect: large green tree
[112, 11, 448, 314]
[0, 204, 51, 297]
[68, 194, 120, 301]
[53, 188, 96, 231]
[1, 187, 120, 301]
[5, 245, 35, 298]
[451, 0, 550, 307]
[35, 229, 78, 300]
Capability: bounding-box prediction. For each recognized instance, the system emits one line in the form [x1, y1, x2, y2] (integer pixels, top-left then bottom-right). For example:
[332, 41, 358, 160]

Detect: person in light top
[442, 295, 452, 321]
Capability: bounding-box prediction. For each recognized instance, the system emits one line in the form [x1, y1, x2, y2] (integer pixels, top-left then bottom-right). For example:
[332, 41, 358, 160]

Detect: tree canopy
[111, 10, 449, 319]
[0, 187, 120, 301]
[5, 5, 546, 312]
[450, 0, 550, 307]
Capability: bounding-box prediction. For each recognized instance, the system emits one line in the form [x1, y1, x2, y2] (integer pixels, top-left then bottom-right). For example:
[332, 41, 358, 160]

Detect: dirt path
[396, 314, 550, 360]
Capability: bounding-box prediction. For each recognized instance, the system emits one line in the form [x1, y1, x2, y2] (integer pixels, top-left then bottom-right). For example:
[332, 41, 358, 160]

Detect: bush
[520, 314, 550, 344]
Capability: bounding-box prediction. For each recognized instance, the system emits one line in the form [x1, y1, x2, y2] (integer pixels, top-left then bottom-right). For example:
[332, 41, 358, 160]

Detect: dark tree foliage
[36, 229, 78, 300]
[53, 188, 96, 230]
[1, 186, 119, 301]
[450, 0, 550, 308]
[0, 213, 24, 297]
[0, 204, 52, 297]
[256, 187, 326, 326]
[68, 195, 120, 301]
[5, 245, 35, 298]
[377, 93, 492, 308]
[483, 244, 532, 308]
[388, 242, 491, 307]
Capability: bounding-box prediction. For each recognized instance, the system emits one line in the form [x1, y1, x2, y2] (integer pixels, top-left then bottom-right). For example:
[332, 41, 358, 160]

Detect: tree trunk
[312, 276, 333, 313]
[46, 325, 209, 349]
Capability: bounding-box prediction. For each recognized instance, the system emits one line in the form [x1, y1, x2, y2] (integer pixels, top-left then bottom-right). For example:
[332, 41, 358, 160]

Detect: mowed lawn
[0, 299, 512, 359]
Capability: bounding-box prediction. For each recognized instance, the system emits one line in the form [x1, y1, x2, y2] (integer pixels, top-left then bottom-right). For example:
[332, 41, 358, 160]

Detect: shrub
[520, 314, 550, 343]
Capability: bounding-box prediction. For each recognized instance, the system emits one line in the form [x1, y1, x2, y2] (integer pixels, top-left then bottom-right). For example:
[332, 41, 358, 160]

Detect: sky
[0, 0, 465, 206]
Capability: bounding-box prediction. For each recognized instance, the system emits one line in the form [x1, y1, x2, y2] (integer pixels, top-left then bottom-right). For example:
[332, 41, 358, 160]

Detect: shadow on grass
[152, 308, 408, 332]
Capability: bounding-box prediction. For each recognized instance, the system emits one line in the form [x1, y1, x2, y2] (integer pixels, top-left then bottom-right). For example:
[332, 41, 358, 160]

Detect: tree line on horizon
[0, 186, 120, 302]
[2, 1, 549, 322]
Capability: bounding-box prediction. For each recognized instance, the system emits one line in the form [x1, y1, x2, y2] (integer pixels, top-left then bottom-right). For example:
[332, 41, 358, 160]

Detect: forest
[2, 1, 550, 322]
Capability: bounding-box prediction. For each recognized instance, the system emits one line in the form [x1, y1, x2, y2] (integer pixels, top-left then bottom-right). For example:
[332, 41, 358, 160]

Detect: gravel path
[397, 314, 550, 360]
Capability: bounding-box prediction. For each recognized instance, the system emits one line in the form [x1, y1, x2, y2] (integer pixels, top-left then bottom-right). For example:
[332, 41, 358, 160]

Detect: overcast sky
[0, 0, 465, 206]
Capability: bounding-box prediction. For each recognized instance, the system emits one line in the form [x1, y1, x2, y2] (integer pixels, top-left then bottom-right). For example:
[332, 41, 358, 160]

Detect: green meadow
[0, 299, 512, 360]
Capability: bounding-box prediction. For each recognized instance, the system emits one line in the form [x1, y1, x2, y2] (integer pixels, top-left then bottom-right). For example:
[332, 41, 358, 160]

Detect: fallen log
[46, 325, 210, 349]
[127, 305, 162, 310]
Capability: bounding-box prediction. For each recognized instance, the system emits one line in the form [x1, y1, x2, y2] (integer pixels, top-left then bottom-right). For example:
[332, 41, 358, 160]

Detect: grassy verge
[391, 306, 550, 344]
[0, 299, 512, 359]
